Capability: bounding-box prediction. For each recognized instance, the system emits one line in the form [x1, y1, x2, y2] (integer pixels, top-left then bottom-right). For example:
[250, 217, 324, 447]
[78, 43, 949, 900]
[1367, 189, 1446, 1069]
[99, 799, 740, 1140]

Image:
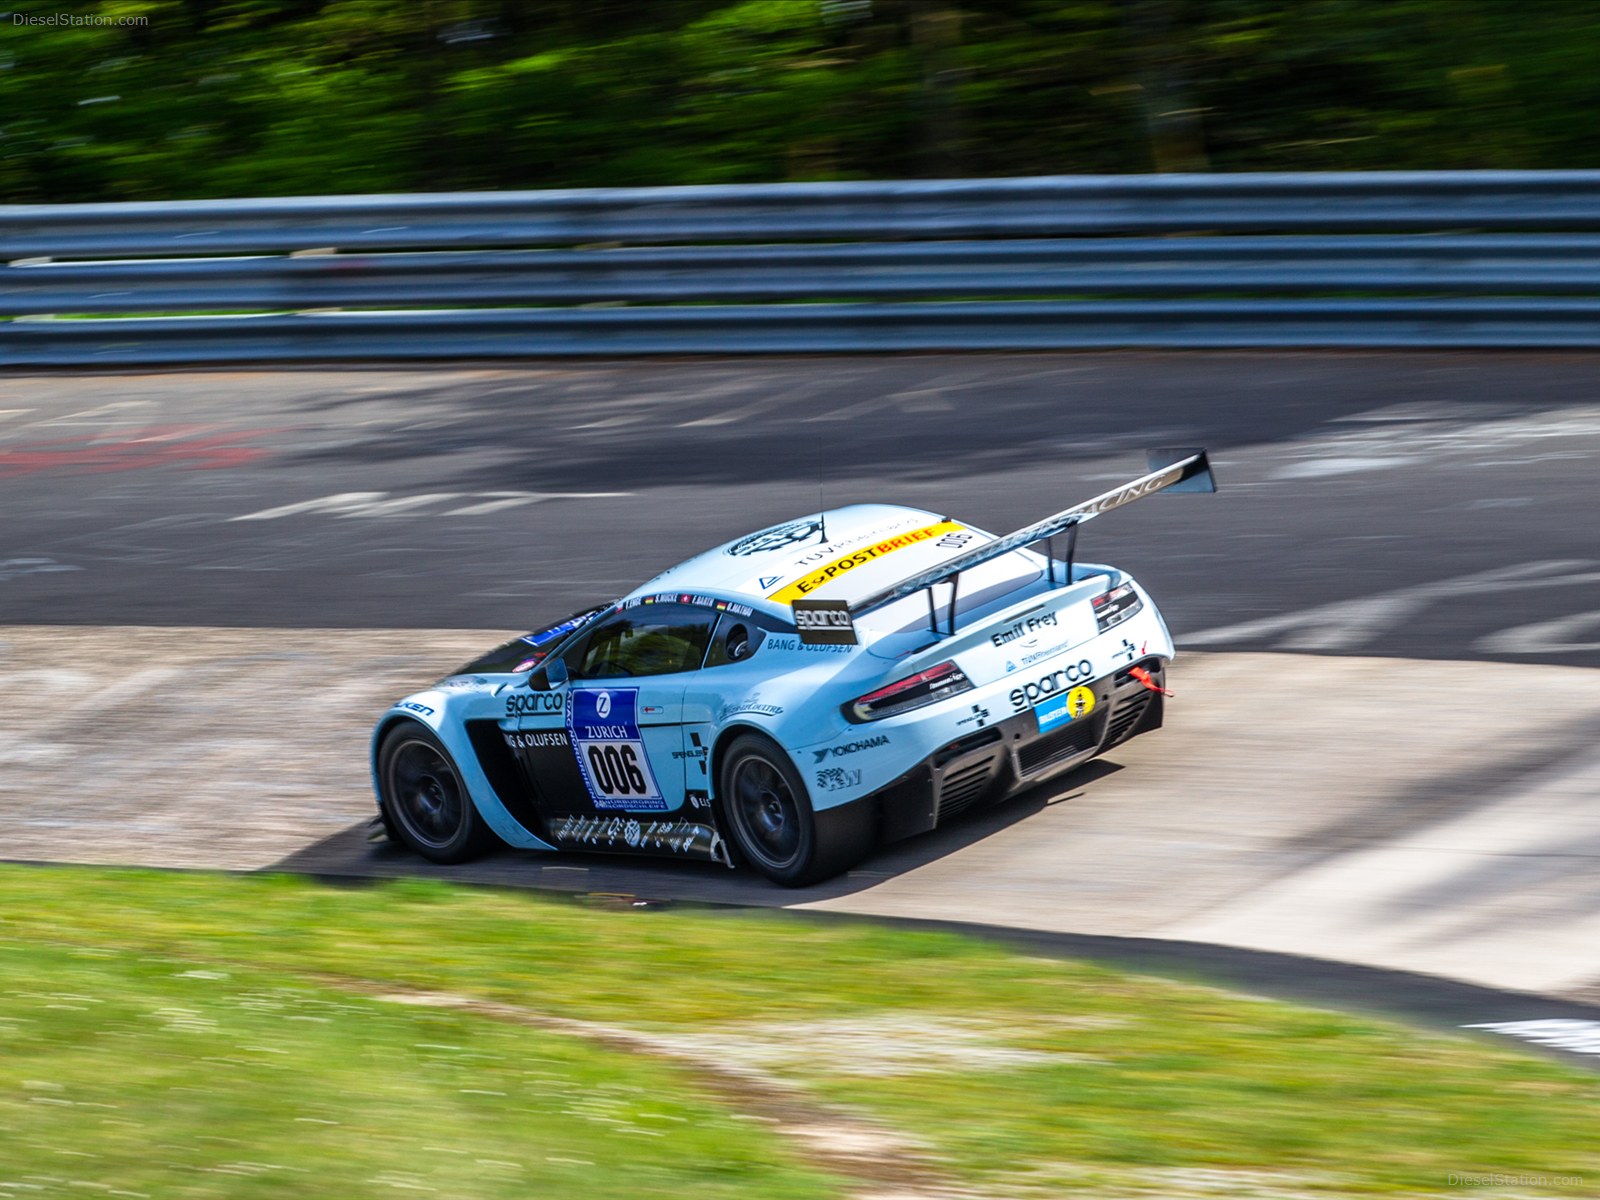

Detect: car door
[507, 602, 717, 824]
[680, 610, 783, 791]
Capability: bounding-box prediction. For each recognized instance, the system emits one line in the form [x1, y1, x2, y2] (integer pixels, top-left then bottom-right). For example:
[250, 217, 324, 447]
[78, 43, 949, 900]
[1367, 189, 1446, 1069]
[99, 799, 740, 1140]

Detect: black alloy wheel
[718, 732, 874, 887]
[378, 723, 496, 863]
[731, 755, 804, 872]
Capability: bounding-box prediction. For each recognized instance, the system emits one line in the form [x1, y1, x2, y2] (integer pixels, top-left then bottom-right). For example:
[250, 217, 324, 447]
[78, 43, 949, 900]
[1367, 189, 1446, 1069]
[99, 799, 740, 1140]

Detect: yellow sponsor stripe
[768, 520, 967, 604]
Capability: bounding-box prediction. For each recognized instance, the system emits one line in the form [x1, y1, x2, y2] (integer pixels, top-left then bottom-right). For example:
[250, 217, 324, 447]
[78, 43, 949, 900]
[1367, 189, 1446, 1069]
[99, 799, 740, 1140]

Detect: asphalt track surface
[3, 353, 1600, 665]
[5, 352, 1600, 1068]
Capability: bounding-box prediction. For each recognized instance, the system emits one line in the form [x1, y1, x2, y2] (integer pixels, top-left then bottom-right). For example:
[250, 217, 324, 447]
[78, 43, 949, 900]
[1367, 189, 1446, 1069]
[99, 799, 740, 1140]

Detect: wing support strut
[850, 448, 1216, 636]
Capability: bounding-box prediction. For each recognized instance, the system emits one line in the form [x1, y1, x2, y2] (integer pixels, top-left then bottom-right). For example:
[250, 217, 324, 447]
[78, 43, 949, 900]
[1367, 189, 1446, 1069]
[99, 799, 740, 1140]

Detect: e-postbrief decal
[567, 688, 666, 811]
[767, 521, 970, 603]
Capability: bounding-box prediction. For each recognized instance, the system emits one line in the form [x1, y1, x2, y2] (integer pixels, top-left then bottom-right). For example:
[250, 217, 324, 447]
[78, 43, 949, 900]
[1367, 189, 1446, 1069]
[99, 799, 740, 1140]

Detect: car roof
[626, 503, 969, 613]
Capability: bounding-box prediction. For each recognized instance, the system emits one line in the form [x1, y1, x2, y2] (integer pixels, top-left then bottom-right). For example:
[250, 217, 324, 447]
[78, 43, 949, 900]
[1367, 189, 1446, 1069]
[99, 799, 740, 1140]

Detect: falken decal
[568, 688, 666, 811]
[767, 521, 968, 603]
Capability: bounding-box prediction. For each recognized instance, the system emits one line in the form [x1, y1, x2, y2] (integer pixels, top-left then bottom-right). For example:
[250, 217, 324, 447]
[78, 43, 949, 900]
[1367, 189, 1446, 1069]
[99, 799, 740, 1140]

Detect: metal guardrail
[9, 237, 1600, 315]
[6, 172, 1600, 362]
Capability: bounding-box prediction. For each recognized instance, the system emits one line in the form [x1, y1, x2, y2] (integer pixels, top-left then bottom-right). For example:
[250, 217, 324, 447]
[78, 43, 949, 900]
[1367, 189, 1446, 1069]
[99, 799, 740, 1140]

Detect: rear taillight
[1092, 583, 1143, 631]
[844, 661, 973, 723]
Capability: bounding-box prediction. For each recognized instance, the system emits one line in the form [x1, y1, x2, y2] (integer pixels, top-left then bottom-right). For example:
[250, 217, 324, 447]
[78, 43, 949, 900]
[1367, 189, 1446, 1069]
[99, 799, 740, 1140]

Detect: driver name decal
[568, 688, 665, 811]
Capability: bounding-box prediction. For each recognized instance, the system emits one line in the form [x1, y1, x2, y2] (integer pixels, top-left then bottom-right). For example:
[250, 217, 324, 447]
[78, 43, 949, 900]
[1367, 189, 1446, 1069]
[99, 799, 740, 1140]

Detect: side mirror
[545, 656, 570, 686]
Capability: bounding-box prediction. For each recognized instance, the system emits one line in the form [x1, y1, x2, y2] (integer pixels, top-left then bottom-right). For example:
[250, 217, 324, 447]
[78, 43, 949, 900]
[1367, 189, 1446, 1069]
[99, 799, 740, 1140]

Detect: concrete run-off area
[3, 624, 1598, 1001]
[0, 625, 499, 868]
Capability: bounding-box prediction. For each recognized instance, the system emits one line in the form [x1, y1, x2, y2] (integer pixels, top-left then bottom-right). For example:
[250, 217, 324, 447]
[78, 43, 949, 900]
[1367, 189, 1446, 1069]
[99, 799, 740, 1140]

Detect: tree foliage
[3, 0, 1599, 202]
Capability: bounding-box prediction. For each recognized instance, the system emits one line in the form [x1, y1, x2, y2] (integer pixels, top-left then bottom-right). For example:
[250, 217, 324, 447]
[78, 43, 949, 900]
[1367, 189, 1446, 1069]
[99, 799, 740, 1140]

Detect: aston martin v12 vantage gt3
[372, 449, 1215, 885]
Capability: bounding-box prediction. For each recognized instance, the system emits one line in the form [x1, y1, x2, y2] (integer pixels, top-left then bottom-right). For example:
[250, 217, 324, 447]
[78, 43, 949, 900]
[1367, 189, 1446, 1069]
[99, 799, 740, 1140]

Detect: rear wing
[813, 449, 1213, 641]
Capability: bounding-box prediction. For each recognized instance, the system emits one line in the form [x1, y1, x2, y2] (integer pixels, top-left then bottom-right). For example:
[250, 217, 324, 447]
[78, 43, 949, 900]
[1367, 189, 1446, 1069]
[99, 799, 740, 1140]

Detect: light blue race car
[371, 449, 1216, 885]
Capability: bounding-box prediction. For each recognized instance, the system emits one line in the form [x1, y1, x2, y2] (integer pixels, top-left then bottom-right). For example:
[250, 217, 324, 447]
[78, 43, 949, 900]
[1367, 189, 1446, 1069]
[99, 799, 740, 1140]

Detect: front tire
[377, 722, 497, 864]
[718, 733, 872, 886]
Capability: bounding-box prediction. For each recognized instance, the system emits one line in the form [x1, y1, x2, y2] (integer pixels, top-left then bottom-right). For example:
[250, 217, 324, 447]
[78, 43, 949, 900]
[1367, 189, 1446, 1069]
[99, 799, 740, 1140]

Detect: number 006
[587, 743, 647, 794]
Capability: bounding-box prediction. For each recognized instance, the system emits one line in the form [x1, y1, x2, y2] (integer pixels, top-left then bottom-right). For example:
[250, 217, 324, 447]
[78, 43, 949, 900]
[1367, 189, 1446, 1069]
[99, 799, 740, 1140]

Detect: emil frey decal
[568, 688, 666, 811]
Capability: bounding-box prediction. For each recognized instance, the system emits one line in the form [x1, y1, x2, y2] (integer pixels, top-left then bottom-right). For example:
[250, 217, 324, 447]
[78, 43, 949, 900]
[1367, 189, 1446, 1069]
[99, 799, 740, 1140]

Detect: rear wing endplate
[841, 448, 1215, 629]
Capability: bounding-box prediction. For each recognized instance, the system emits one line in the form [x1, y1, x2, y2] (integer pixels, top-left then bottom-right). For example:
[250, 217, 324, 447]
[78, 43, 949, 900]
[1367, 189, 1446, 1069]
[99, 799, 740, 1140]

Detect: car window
[703, 614, 769, 668]
[569, 605, 717, 679]
[452, 603, 610, 675]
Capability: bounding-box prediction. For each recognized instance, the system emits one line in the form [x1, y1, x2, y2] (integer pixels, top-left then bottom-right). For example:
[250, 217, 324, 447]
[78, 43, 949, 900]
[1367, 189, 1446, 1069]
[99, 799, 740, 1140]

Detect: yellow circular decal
[1066, 686, 1096, 718]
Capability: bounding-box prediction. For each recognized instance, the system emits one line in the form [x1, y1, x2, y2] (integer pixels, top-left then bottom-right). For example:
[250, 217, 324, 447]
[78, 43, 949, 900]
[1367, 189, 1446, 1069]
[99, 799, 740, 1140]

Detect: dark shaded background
[5, 0, 1600, 202]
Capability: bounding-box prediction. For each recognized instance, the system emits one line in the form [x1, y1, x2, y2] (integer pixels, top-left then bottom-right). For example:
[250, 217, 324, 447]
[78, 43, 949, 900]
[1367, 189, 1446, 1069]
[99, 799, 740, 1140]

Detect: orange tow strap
[1129, 665, 1174, 697]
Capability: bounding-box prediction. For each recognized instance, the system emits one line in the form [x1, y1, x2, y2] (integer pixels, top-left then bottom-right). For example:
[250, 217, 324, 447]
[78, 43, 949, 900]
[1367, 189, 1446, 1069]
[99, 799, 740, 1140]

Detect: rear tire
[377, 722, 497, 864]
[718, 733, 873, 886]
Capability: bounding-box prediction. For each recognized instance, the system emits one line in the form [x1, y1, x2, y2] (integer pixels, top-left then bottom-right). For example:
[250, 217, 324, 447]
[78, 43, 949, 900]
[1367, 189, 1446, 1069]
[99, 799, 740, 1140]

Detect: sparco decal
[990, 609, 1059, 648]
[812, 734, 889, 764]
[792, 597, 858, 646]
[726, 519, 823, 557]
[796, 606, 853, 632]
[506, 691, 565, 717]
[1008, 659, 1095, 711]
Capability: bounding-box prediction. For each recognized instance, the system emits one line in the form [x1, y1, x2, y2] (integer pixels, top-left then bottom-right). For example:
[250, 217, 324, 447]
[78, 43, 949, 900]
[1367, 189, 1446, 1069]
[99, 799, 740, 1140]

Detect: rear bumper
[862, 658, 1167, 843]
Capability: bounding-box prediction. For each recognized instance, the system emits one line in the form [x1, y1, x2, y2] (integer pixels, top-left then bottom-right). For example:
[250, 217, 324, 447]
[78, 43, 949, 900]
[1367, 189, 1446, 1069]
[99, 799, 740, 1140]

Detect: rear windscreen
[450, 604, 609, 676]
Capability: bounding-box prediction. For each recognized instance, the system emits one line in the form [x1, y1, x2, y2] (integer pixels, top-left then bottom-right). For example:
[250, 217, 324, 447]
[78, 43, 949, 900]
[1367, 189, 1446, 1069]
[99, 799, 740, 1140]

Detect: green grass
[0, 943, 832, 1200]
[2, 865, 1597, 1198]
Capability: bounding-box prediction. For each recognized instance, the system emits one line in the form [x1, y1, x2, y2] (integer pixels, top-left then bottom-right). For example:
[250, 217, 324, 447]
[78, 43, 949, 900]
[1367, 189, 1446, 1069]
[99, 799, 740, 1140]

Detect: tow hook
[1128, 665, 1173, 697]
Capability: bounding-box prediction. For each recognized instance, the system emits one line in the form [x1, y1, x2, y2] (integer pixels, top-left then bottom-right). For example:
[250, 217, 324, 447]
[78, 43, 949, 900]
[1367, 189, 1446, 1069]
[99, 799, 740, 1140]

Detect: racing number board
[568, 688, 666, 811]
